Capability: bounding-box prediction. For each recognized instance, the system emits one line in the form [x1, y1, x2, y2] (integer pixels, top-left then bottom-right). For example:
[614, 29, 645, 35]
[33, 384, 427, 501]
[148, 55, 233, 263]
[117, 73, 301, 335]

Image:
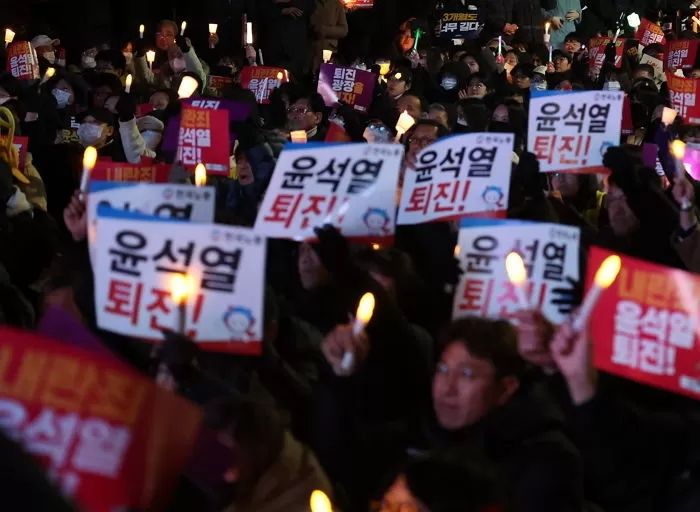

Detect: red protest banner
[666, 40, 700, 70]
[666, 72, 700, 124]
[1, 135, 29, 169]
[136, 103, 154, 117]
[635, 18, 666, 47]
[207, 75, 234, 97]
[0, 327, 202, 512]
[176, 104, 230, 175]
[587, 247, 700, 400]
[588, 37, 624, 76]
[90, 161, 171, 183]
[6, 41, 39, 80]
[240, 66, 289, 104]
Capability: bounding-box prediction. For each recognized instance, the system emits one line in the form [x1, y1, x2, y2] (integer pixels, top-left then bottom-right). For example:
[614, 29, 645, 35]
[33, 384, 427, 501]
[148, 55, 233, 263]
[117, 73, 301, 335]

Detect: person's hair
[289, 89, 326, 115]
[95, 49, 126, 73]
[511, 63, 534, 79]
[439, 317, 526, 378]
[404, 119, 449, 142]
[403, 93, 426, 112]
[91, 72, 123, 94]
[635, 64, 655, 77]
[428, 102, 447, 114]
[158, 19, 179, 35]
[457, 98, 491, 132]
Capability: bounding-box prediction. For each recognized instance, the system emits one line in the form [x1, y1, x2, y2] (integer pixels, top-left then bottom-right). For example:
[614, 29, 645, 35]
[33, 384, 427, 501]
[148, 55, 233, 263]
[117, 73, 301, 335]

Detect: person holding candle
[309, 0, 349, 73]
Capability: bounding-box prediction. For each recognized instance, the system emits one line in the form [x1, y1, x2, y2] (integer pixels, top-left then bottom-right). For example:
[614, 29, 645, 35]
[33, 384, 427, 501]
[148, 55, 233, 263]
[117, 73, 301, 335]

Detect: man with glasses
[134, 19, 206, 91]
[286, 91, 327, 141]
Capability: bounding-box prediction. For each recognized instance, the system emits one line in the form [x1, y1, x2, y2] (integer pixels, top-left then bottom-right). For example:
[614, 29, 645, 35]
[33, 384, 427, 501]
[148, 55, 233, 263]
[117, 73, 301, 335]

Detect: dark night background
[0, 0, 690, 62]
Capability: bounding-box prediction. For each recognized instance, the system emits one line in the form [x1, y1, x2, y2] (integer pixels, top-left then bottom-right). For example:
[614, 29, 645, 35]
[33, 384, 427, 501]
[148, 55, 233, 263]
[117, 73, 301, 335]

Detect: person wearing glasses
[133, 19, 206, 92]
[286, 90, 327, 141]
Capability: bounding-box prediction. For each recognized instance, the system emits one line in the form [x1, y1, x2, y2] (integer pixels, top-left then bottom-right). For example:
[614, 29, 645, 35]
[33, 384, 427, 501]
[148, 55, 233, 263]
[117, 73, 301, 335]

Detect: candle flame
[290, 130, 307, 143]
[180, 21, 187, 34]
[454, 245, 461, 258]
[4, 28, 15, 44]
[371, 243, 381, 250]
[178, 76, 199, 98]
[593, 255, 622, 289]
[83, 146, 97, 170]
[355, 292, 375, 325]
[146, 50, 156, 63]
[323, 49, 332, 63]
[209, 23, 218, 34]
[377, 61, 391, 76]
[310, 490, 332, 512]
[194, 163, 207, 187]
[125, 73, 133, 91]
[396, 110, 415, 134]
[45, 67, 56, 79]
[170, 273, 194, 305]
[139, 24, 145, 33]
[505, 252, 527, 285]
[670, 139, 686, 160]
[276, 71, 284, 80]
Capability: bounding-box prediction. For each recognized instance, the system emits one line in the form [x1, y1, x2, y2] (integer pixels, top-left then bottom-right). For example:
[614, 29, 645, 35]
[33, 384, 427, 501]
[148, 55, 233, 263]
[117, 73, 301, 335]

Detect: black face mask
[489, 121, 512, 133]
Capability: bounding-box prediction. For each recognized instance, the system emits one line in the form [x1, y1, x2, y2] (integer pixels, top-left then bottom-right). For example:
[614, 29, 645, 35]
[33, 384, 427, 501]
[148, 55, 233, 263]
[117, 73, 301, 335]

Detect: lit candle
[178, 76, 199, 99]
[453, 245, 461, 258]
[4, 28, 15, 48]
[669, 140, 691, 207]
[124, 73, 133, 93]
[545, 21, 550, 35]
[310, 490, 333, 512]
[146, 50, 156, 71]
[41, 66, 56, 84]
[139, 24, 145, 39]
[371, 243, 381, 250]
[662, 107, 678, 126]
[209, 23, 218, 35]
[194, 163, 207, 187]
[246, 22, 253, 46]
[395, 110, 416, 141]
[170, 273, 194, 335]
[341, 292, 375, 372]
[572, 255, 622, 332]
[322, 49, 332, 63]
[505, 252, 530, 310]
[549, 44, 553, 63]
[180, 21, 187, 36]
[290, 130, 307, 143]
[377, 60, 391, 76]
[276, 71, 284, 80]
[626, 13, 641, 30]
[258, 48, 264, 65]
[79, 146, 98, 197]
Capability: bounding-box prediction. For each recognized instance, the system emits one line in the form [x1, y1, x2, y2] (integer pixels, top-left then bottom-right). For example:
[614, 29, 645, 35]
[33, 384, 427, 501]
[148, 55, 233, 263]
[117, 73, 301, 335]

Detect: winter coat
[310, 0, 348, 71]
[544, 0, 582, 50]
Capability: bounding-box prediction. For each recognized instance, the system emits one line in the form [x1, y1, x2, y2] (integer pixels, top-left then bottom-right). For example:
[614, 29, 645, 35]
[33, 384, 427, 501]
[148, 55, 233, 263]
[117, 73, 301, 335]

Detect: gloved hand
[176, 35, 191, 54]
[314, 224, 351, 276]
[116, 93, 136, 122]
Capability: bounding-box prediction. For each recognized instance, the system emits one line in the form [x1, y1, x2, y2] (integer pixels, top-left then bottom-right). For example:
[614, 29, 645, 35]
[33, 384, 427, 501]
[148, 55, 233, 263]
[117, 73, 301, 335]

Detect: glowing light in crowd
[4, 28, 15, 47]
[79, 146, 97, 196]
[178, 76, 199, 99]
[310, 490, 333, 512]
[662, 107, 678, 126]
[209, 23, 218, 34]
[139, 24, 145, 39]
[124, 74, 133, 93]
[41, 67, 56, 84]
[395, 110, 415, 141]
[505, 252, 530, 310]
[180, 21, 187, 36]
[290, 130, 307, 143]
[246, 22, 253, 45]
[194, 163, 207, 187]
[340, 292, 376, 372]
[376, 60, 391, 76]
[627, 13, 641, 29]
[170, 273, 195, 334]
[146, 50, 156, 70]
[323, 49, 332, 63]
[572, 255, 622, 332]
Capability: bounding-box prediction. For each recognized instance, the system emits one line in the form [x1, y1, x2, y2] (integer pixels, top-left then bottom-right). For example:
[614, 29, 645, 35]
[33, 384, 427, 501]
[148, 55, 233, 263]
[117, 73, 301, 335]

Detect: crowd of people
[2, 1, 700, 511]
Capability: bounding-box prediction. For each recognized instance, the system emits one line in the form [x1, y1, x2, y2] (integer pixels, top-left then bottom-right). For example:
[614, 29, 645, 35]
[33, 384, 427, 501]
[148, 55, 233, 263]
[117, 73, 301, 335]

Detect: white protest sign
[255, 143, 403, 240]
[528, 90, 624, 173]
[94, 211, 266, 354]
[87, 182, 216, 266]
[452, 220, 580, 324]
[397, 132, 513, 225]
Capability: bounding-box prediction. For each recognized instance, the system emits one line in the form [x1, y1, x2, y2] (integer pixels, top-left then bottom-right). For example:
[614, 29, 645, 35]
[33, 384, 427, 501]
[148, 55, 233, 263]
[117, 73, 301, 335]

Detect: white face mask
[441, 76, 458, 90]
[78, 123, 104, 146]
[141, 130, 162, 151]
[169, 57, 186, 73]
[603, 81, 621, 91]
[43, 51, 56, 64]
[81, 56, 96, 69]
[52, 88, 72, 108]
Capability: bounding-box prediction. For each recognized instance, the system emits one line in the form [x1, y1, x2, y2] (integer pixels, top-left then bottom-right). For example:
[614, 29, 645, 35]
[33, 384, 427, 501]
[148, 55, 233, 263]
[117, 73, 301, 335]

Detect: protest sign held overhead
[666, 40, 700, 70]
[0, 327, 202, 512]
[528, 90, 624, 173]
[666, 72, 700, 124]
[588, 37, 625, 76]
[397, 132, 513, 225]
[175, 104, 229, 174]
[318, 64, 376, 113]
[437, 8, 481, 41]
[587, 247, 700, 400]
[240, 66, 289, 104]
[6, 41, 39, 80]
[94, 211, 266, 354]
[452, 220, 581, 325]
[86, 182, 216, 265]
[206, 75, 234, 97]
[255, 142, 402, 241]
[635, 18, 666, 47]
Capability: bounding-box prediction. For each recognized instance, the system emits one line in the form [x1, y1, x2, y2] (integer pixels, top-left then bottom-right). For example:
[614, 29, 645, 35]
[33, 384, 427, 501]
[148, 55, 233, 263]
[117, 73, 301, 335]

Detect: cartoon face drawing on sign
[223, 306, 256, 341]
[482, 186, 504, 209]
[363, 207, 391, 235]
